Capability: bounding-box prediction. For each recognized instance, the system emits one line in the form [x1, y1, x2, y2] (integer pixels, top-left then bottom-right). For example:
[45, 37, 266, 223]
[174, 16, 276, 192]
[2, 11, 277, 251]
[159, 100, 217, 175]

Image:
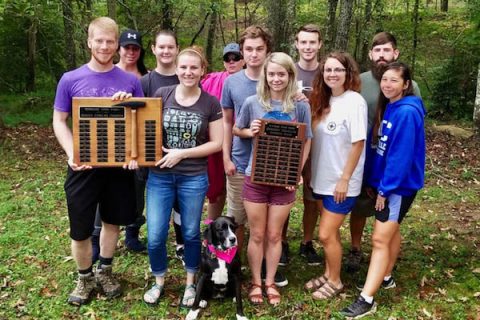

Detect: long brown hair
[373, 62, 414, 141]
[310, 51, 360, 124]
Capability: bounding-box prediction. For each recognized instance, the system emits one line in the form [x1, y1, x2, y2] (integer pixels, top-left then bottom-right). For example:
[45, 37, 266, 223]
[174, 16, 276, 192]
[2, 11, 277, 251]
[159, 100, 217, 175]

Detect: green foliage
[1, 0, 480, 121]
[0, 91, 53, 127]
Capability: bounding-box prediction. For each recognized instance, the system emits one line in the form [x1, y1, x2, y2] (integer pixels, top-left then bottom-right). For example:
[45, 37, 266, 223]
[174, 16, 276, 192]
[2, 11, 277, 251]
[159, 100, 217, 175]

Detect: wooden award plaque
[72, 97, 162, 167]
[251, 119, 306, 187]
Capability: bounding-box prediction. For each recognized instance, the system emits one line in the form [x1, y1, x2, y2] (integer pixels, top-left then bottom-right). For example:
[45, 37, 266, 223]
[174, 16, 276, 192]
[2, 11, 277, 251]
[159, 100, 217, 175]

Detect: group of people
[53, 16, 426, 319]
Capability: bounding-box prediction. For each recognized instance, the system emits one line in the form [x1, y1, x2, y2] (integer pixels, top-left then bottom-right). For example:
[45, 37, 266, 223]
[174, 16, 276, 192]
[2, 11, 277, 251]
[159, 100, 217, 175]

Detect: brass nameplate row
[72, 97, 162, 167]
[251, 120, 306, 187]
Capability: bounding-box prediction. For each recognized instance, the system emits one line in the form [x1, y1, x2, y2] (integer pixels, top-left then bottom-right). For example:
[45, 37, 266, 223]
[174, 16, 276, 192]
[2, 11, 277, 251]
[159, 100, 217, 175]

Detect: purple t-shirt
[54, 64, 144, 112]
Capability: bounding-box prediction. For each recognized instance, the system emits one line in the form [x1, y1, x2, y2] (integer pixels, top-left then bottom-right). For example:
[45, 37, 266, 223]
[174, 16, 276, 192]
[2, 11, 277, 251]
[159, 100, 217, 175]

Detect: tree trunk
[474, 63, 480, 130]
[359, 0, 373, 71]
[441, 0, 448, 12]
[411, 0, 420, 77]
[325, 0, 339, 52]
[334, 0, 355, 51]
[205, 2, 218, 71]
[107, 0, 116, 20]
[26, 17, 37, 92]
[76, 0, 92, 62]
[234, 0, 239, 42]
[161, 0, 173, 30]
[190, 11, 211, 46]
[265, 0, 296, 53]
[62, 0, 76, 70]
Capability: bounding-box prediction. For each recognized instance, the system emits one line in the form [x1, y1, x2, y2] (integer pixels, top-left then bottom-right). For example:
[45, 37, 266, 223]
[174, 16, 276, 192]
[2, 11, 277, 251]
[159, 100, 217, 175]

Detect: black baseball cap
[119, 29, 142, 48]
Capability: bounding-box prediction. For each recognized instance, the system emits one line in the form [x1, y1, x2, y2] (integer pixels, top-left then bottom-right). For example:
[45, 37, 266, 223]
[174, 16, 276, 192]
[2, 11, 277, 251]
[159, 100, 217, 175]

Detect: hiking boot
[68, 273, 96, 306]
[340, 295, 377, 319]
[91, 234, 100, 264]
[95, 265, 122, 298]
[278, 242, 289, 266]
[345, 248, 363, 272]
[125, 226, 146, 252]
[356, 277, 397, 291]
[299, 241, 322, 266]
[261, 260, 289, 287]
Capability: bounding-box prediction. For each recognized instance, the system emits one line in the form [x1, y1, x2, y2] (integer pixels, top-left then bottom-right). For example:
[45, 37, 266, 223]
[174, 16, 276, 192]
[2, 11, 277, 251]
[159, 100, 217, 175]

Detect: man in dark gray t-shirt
[280, 24, 323, 267]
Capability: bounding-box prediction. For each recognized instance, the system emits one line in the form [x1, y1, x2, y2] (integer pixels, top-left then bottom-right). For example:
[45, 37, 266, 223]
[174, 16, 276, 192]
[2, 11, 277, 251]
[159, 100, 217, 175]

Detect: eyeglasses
[223, 55, 242, 62]
[324, 68, 346, 74]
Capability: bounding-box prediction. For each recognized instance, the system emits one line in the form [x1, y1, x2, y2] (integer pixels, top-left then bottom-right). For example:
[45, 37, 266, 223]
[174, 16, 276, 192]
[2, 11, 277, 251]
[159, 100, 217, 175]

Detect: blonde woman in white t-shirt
[304, 51, 367, 300]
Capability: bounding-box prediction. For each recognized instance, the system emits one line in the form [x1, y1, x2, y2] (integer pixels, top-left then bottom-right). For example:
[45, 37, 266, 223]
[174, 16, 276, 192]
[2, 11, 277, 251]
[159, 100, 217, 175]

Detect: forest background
[0, 0, 479, 319]
[0, 0, 480, 125]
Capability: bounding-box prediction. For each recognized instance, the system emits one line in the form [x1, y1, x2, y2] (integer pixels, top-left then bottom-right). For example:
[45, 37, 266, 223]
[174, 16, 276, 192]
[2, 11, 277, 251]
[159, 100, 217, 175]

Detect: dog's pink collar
[207, 245, 238, 264]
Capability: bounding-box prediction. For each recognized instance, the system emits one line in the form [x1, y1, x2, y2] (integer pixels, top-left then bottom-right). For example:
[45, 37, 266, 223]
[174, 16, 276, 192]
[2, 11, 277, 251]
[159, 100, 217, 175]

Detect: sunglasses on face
[223, 55, 242, 62]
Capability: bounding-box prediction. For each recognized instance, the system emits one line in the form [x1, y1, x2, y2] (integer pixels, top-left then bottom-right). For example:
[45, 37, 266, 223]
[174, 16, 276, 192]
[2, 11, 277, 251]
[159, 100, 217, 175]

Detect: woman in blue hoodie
[341, 62, 426, 318]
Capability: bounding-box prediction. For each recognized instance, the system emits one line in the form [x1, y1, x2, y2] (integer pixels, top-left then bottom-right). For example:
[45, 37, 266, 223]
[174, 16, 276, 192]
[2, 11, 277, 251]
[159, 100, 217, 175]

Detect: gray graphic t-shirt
[151, 85, 222, 175]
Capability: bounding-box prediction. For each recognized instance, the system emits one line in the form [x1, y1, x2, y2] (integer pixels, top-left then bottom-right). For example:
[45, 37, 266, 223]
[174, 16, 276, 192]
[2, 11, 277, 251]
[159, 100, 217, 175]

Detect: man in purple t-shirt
[52, 17, 143, 306]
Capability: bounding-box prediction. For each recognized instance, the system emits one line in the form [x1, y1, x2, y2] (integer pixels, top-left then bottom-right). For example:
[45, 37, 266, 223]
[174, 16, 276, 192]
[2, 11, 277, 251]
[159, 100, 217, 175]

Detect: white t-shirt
[310, 90, 367, 196]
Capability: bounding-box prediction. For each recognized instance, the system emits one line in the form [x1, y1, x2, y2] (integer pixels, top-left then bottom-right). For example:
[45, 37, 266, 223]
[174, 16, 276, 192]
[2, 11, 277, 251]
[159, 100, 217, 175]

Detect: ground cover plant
[0, 124, 478, 319]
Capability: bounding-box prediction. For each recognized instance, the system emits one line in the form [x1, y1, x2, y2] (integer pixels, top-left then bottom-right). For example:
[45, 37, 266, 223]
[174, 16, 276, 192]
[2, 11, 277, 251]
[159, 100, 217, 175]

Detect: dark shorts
[64, 167, 137, 241]
[242, 176, 296, 206]
[312, 193, 357, 214]
[375, 193, 417, 224]
[351, 187, 376, 217]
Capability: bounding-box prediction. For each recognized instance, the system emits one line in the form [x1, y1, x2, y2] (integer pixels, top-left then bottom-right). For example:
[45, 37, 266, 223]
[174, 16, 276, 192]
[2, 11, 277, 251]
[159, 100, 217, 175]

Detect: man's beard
[371, 59, 390, 81]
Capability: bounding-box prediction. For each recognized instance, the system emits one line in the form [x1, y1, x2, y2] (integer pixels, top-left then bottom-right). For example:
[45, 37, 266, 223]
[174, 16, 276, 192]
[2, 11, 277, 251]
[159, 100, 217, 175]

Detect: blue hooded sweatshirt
[367, 95, 426, 197]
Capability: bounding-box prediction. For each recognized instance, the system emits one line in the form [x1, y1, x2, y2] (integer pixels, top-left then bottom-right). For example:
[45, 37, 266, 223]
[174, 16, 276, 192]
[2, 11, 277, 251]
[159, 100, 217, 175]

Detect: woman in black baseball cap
[116, 29, 148, 78]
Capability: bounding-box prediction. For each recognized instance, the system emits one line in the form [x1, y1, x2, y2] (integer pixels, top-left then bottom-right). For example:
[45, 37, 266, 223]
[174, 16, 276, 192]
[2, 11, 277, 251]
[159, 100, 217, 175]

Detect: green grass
[0, 137, 479, 319]
[0, 91, 54, 127]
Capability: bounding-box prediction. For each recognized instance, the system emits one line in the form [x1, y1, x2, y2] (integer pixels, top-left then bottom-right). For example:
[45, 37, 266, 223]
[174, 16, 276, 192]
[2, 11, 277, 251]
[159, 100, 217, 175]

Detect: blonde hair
[88, 17, 119, 39]
[176, 46, 208, 76]
[257, 52, 298, 113]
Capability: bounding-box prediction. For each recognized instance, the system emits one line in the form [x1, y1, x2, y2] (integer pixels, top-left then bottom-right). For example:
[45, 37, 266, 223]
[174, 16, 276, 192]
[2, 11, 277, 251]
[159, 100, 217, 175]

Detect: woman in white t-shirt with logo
[304, 51, 367, 300]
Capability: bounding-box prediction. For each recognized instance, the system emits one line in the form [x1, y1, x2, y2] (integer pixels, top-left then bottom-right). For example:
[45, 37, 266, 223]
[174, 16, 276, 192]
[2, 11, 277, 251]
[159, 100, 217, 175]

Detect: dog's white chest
[211, 260, 229, 285]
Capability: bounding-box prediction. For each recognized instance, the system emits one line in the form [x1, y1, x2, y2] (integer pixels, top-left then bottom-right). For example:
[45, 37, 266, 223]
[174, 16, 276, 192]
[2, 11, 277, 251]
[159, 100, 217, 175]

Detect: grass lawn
[0, 125, 478, 319]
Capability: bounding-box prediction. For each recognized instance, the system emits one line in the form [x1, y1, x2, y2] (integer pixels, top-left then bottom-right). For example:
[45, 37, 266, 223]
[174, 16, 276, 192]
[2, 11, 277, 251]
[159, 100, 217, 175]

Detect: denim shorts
[312, 193, 357, 214]
[243, 176, 296, 206]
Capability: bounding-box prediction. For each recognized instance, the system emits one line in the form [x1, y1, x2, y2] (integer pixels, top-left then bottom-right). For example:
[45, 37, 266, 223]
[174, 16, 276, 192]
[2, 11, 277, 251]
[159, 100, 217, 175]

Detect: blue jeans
[146, 171, 208, 276]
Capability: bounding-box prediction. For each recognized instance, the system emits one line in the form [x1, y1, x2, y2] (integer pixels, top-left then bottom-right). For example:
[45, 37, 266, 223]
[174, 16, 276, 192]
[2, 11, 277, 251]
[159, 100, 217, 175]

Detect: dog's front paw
[236, 314, 248, 320]
[199, 300, 207, 308]
[186, 309, 200, 320]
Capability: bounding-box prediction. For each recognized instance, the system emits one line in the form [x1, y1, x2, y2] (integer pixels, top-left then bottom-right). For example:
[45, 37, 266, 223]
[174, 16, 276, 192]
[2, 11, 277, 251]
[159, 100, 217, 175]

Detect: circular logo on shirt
[327, 122, 336, 131]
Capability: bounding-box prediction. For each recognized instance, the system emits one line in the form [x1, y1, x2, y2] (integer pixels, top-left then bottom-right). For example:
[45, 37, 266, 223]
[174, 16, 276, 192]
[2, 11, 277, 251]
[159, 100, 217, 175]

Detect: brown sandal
[312, 280, 344, 300]
[304, 275, 328, 291]
[264, 283, 281, 306]
[248, 283, 263, 304]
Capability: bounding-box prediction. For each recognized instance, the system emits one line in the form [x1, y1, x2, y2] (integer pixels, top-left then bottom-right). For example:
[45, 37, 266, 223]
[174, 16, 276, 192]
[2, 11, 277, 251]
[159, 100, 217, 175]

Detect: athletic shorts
[302, 182, 316, 202]
[206, 151, 226, 203]
[312, 193, 357, 214]
[351, 187, 375, 217]
[64, 167, 137, 241]
[375, 193, 417, 224]
[226, 172, 247, 225]
[242, 176, 296, 206]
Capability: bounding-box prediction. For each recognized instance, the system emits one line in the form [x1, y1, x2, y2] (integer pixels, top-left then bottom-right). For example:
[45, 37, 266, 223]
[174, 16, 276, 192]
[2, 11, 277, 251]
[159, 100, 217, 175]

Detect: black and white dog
[186, 216, 247, 320]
